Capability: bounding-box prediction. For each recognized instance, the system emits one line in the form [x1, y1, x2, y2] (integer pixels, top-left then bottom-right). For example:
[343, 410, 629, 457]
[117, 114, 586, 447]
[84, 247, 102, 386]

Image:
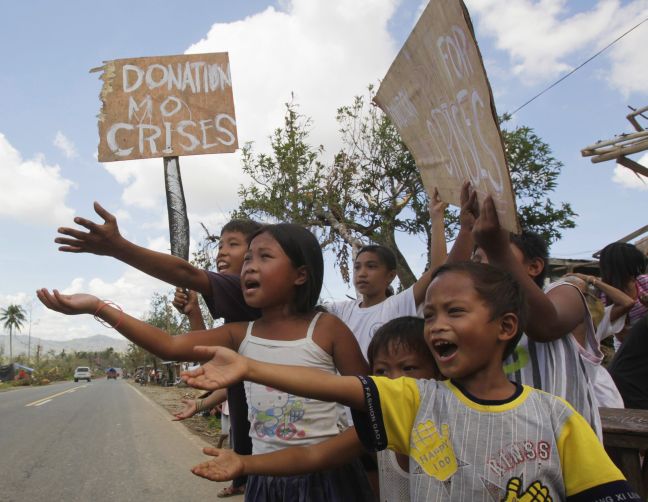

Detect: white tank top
[239, 312, 343, 454]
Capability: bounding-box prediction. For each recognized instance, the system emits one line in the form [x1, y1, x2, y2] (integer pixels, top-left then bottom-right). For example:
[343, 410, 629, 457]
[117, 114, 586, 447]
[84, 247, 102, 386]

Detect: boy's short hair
[221, 219, 262, 238]
[431, 262, 528, 359]
[510, 230, 549, 287]
[367, 316, 438, 377]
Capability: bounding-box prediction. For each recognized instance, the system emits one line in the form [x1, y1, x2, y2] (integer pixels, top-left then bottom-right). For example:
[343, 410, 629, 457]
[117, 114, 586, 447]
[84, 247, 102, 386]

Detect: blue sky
[1, 0, 647, 343]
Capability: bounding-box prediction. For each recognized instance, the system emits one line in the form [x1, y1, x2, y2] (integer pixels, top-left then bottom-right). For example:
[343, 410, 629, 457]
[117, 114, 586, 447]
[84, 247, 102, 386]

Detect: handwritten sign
[374, 0, 519, 233]
[93, 53, 238, 162]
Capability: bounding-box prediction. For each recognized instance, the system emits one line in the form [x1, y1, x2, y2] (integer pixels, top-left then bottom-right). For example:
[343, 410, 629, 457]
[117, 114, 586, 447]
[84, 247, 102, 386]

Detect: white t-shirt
[325, 286, 418, 357]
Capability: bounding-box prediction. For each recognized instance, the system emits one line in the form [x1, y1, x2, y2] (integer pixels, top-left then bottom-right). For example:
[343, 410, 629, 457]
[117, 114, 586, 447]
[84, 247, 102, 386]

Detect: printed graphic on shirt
[410, 419, 457, 480]
[249, 386, 306, 440]
[501, 477, 553, 502]
[487, 440, 551, 476]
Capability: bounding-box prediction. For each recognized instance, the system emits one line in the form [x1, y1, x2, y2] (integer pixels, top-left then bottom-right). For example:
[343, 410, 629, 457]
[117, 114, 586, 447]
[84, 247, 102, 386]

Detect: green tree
[231, 93, 576, 289]
[501, 116, 576, 243]
[235, 91, 427, 286]
[1, 304, 27, 362]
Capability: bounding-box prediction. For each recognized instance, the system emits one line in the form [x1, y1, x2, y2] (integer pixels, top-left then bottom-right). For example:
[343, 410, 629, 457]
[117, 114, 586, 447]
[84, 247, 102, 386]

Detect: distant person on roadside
[54, 203, 261, 498]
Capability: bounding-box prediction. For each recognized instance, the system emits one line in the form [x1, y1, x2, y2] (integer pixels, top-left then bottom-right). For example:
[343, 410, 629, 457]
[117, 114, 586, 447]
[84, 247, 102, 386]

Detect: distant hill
[0, 334, 130, 356]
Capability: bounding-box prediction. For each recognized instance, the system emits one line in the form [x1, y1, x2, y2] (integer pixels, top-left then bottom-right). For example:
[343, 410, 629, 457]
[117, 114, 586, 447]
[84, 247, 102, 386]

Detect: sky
[1, 0, 647, 344]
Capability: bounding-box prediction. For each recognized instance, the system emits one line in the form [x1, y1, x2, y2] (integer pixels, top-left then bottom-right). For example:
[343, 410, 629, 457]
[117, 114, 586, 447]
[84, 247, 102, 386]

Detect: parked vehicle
[73, 367, 91, 383]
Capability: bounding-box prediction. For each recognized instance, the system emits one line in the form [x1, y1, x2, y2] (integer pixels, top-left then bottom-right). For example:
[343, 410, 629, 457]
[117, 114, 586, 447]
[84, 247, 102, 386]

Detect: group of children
[37, 183, 640, 500]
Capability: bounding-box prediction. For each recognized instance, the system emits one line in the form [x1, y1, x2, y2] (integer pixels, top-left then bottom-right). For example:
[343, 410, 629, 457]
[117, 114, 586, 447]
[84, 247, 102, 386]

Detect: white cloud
[613, 152, 648, 190]
[465, 0, 648, 94]
[102, 0, 399, 223]
[53, 131, 78, 159]
[606, 3, 648, 96]
[0, 133, 76, 226]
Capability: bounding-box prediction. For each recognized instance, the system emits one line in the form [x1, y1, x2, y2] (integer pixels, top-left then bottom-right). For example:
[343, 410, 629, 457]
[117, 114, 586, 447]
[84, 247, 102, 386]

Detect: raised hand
[181, 346, 248, 391]
[172, 288, 200, 316]
[472, 195, 509, 258]
[55, 202, 124, 256]
[191, 447, 244, 482]
[459, 181, 479, 231]
[36, 288, 100, 315]
[428, 188, 448, 217]
[172, 398, 198, 421]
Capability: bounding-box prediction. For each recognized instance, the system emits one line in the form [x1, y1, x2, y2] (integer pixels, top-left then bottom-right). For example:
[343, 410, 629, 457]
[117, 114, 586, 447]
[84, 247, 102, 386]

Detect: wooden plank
[600, 407, 648, 435]
[617, 155, 648, 179]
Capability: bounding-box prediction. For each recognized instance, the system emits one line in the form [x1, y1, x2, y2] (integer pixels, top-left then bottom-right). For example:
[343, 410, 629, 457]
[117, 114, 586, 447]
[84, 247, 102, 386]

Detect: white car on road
[73, 367, 92, 382]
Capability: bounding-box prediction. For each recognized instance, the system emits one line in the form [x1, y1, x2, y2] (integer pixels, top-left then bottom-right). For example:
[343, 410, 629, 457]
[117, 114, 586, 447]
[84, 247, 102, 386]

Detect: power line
[510, 15, 648, 116]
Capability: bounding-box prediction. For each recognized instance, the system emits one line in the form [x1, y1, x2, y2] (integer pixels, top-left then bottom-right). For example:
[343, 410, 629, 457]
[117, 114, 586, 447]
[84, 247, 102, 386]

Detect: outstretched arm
[191, 428, 363, 481]
[173, 388, 227, 421]
[182, 346, 366, 410]
[473, 197, 584, 342]
[55, 202, 211, 295]
[36, 289, 239, 361]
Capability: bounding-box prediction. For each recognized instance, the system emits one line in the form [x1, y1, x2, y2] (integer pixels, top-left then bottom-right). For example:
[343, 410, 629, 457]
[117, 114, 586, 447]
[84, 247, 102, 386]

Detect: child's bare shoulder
[316, 312, 354, 335]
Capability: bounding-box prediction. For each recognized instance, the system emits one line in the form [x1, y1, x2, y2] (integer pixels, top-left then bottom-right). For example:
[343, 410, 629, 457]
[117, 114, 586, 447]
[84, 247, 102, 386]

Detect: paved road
[0, 379, 242, 501]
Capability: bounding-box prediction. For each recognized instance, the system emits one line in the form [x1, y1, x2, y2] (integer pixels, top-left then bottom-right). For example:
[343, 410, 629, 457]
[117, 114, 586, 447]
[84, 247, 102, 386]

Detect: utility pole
[27, 301, 33, 365]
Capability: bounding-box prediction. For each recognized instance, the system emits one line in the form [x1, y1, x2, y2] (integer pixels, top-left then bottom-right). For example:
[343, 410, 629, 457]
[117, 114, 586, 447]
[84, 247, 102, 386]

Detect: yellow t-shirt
[351, 376, 634, 501]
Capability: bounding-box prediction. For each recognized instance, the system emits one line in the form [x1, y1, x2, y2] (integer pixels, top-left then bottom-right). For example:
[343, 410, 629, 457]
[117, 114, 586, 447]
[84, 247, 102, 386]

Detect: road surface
[0, 379, 242, 501]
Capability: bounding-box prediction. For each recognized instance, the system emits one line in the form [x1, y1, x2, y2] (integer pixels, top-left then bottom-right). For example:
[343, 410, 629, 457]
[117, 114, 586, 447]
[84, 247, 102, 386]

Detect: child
[458, 185, 602, 436]
[326, 189, 447, 358]
[189, 316, 441, 502]
[599, 242, 648, 334]
[56, 204, 260, 497]
[39, 223, 373, 501]
[182, 262, 637, 501]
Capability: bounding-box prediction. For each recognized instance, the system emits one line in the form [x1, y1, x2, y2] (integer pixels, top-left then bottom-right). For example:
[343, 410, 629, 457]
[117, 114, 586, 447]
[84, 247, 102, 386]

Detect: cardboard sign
[93, 53, 238, 162]
[374, 0, 519, 233]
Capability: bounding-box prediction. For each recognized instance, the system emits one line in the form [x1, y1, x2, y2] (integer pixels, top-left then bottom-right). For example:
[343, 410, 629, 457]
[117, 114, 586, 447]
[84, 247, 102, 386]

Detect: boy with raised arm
[182, 262, 636, 501]
[453, 184, 603, 437]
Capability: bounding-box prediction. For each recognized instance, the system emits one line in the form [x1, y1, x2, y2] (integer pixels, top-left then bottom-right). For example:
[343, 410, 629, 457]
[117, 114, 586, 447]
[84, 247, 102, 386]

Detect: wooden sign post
[92, 53, 238, 259]
[375, 0, 519, 233]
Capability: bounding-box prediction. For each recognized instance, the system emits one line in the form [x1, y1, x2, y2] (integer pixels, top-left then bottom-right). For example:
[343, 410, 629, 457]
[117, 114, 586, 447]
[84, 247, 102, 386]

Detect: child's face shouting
[372, 344, 438, 380]
[423, 271, 512, 383]
[241, 232, 305, 309]
[216, 231, 248, 275]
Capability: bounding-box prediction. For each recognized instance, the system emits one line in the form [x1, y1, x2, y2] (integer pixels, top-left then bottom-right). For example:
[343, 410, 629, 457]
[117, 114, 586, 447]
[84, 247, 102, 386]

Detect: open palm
[191, 447, 244, 482]
[36, 289, 99, 315]
[181, 346, 247, 391]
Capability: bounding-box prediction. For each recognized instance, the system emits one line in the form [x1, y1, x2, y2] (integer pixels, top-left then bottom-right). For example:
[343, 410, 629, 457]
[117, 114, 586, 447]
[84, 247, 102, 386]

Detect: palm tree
[1, 304, 27, 363]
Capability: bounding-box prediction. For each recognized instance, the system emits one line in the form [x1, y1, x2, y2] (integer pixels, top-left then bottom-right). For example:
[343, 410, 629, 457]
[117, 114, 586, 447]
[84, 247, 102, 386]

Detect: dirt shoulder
[127, 380, 226, 447]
